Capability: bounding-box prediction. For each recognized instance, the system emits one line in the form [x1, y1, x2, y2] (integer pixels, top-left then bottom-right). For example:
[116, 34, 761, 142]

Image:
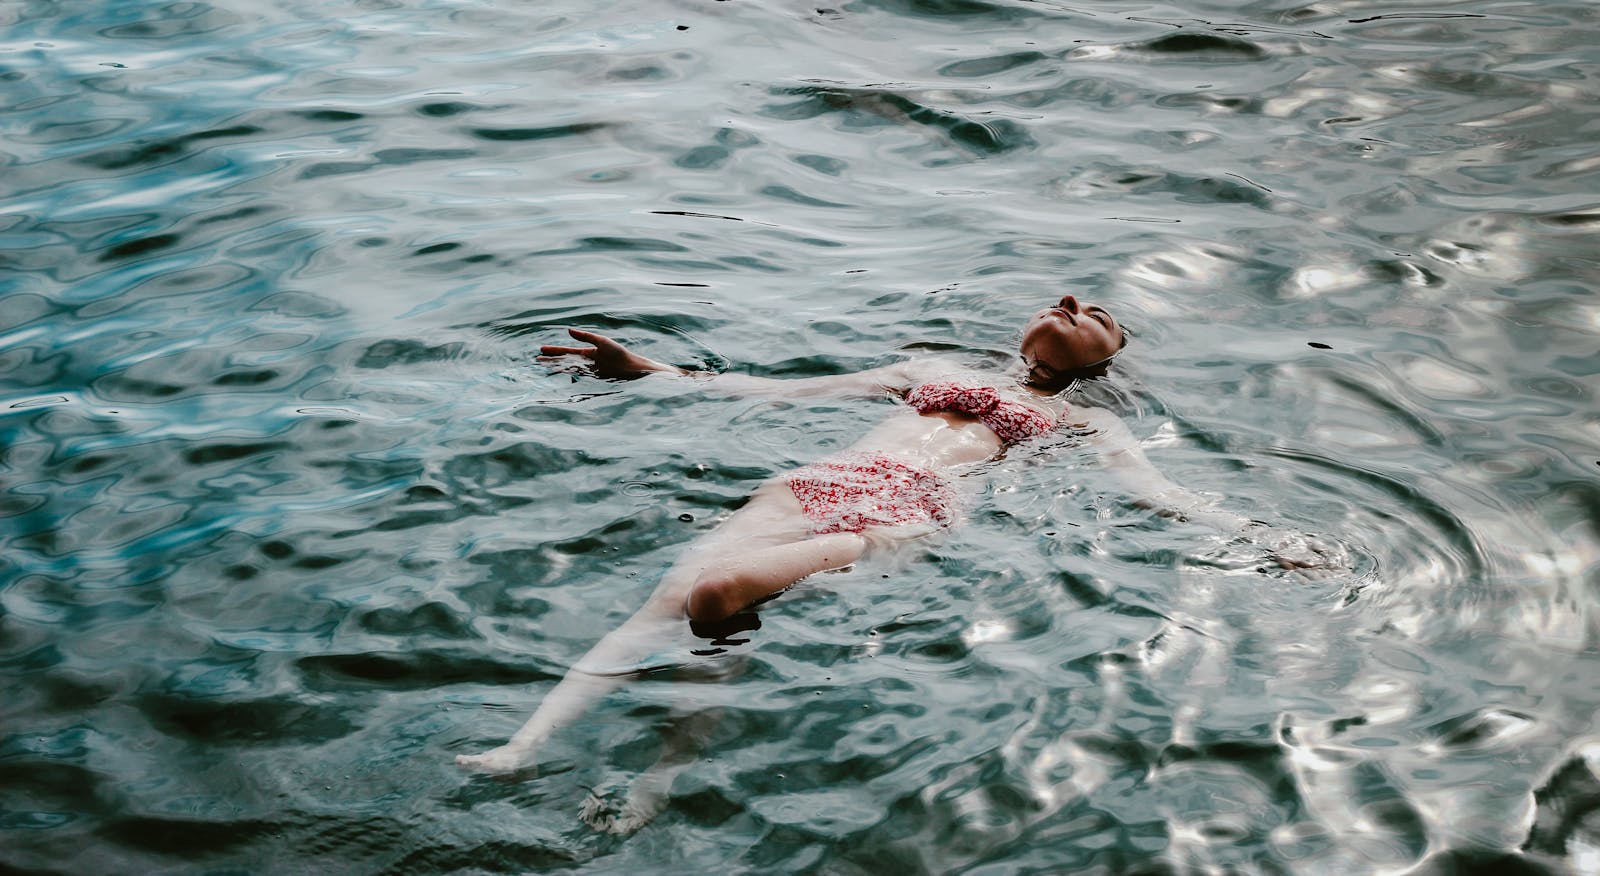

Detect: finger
[566, 328, 617, 346]
[539, 345, 598, 356]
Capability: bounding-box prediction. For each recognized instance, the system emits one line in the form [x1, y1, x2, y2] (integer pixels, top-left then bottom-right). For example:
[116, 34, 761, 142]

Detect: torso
[844, 373, 1067, 471]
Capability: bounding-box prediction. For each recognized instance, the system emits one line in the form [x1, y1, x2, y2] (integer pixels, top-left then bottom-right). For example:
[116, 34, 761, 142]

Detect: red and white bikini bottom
[785, 452, 955, 535]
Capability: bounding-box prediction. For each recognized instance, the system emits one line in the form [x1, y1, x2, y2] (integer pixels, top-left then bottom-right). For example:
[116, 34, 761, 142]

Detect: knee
[685, 575, 739, 624]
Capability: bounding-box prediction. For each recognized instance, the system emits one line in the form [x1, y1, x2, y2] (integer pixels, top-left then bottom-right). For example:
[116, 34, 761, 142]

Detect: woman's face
[1019, 295, 1124, 385]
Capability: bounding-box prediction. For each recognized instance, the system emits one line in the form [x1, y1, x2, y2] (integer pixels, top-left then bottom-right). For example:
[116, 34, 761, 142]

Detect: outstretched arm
[540, 328, 924, 399]
[1074, 407, 1252, 531]
[1074, 407, 1346, 571]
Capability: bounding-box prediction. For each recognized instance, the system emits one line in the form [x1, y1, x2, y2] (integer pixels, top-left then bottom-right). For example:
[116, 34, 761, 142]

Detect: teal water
[3, 0, 1599, 872]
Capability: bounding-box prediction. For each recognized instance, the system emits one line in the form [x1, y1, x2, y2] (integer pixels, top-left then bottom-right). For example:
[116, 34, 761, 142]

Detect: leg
[684, 533, 868, 624]
[580, 707, 722, 834]
[453, 610, 677, 774]
[457, 485, 818, 774]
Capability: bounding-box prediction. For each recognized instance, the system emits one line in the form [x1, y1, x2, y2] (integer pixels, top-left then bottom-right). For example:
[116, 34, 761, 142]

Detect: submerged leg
[684, 533, 868, 624]
[580, 707, 723, 834]
[454, 604, 681, 775]
[456, 486, 850, 775]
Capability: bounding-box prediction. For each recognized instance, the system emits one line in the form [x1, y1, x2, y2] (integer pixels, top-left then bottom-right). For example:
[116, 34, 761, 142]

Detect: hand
[1248, 523, 1351, 576]
[539, 328, 681, 380]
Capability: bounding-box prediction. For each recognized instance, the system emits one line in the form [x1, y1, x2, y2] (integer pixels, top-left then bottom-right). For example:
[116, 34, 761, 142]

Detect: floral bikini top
[904, 381, 1058, 444]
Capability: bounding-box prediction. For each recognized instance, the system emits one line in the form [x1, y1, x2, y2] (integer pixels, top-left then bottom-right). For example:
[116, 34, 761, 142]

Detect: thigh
[691, 481, 814, 552]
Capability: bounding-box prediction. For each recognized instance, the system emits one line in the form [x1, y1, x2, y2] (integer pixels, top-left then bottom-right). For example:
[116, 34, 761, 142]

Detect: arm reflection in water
[454, 299, 1346, 833]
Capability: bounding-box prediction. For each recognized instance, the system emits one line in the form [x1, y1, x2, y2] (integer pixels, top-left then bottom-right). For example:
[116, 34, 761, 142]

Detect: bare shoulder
[891, 356, 965, 389]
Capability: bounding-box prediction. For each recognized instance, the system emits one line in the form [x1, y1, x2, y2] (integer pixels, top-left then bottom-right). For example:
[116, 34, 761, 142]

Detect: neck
[1009, 362, 1068, 396]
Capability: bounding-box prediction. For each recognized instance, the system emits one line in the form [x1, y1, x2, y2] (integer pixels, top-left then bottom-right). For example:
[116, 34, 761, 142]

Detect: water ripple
[3, 0, 1599, 872]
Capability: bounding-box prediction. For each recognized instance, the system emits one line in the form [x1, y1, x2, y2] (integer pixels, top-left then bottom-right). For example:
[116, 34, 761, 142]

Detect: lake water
[3, 0, 1599, 872]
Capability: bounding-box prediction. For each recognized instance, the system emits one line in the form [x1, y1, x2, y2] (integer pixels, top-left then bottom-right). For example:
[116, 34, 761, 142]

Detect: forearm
[645, 362, 913, 400]
[1136, 487, 1253, 532]
[1080, 409, 1250, 533]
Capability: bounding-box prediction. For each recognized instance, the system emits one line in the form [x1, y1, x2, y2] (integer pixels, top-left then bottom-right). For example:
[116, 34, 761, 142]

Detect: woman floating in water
[456, 294, 1341, 824]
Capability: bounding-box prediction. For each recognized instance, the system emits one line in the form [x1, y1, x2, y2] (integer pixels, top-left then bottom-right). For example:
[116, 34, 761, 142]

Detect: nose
[1057, 294, 1080, 313]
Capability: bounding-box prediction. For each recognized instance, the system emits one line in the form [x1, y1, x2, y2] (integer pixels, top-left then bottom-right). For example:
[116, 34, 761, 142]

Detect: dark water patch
[381, 838, 584, 874]
[96, 233, 178, 262]
[608, 63, 670, 82]
[84, 373, 182, 400]
[356, 602, 474, 639]
[717, 254, 787, 272]
[212, 369, 280, 387]
[535, 236, 690, 256]
[140, 692, 358, 746]
[0, 759, 118, 823]
[793, 153, 846, 175]
[675, 144, 730, 169]
[76, 124, 260, 171]
[356, 339, 467, 368]
[1524, 741, 1600, 868]
[758, 184, 852, 209]
[441, 442, 614, 486]
[183, 441, 290, 466]
[1139, 32, 1267, 59]
[360, 492, 533, 536]
[96, 814, 285, 859]
[1363, 257, 1444, 288]
[297, 651, 554, 692]
[1421, 849, 1555, 875]
[767, 86, 1034, 155]
[416, 101, 480, 117]
[1538, 209, 1600, 229]
[858, 0, 1029, 18]
[1426, 707, 1535, 750]
[375, 147, 475, 166]
[1061, 164, 1276, 210]
[938, 50, 1046, 78]
[296, 109, 364, 122]
[467, 122, 606, 142]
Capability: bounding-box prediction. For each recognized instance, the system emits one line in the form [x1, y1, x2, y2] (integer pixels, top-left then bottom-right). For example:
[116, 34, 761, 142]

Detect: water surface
[3, 0, 1599, 872]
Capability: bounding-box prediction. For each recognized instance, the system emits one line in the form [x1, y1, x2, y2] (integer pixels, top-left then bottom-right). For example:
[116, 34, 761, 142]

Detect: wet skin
[1020, 294, 1124, 389]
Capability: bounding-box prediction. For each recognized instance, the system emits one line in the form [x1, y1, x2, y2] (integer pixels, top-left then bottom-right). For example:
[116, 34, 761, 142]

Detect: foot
[579, 787, 663, 835]
[455, 744, 537, 776]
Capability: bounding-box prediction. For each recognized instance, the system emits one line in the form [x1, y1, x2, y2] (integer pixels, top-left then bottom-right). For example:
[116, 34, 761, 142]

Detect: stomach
[839, 410, 1005, 470]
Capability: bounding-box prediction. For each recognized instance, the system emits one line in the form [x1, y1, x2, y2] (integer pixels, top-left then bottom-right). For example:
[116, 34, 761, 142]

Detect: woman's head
[1019, 294, 1125, 389]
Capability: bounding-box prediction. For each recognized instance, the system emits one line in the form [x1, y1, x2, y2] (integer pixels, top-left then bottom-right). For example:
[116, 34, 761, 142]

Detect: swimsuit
[785, 381, 1058, 534]
[904, 381, 1058, 444]
[785, 452, 956, 534]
